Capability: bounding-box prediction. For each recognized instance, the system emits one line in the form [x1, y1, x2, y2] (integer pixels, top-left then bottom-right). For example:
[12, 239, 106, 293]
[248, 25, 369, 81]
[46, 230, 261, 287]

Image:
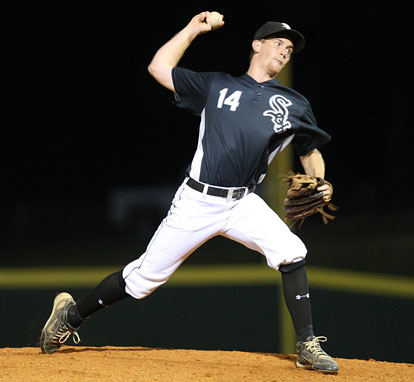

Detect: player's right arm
[147, 12, 223, 92]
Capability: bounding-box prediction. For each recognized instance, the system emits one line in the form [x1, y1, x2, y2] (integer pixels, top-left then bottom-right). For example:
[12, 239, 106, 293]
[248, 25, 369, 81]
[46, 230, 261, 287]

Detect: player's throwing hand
[188, 11, 224, 36]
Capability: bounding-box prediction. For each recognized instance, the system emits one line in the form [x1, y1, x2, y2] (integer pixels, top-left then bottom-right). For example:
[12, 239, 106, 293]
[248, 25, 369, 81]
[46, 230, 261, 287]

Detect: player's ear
[251, 39, 262, 54]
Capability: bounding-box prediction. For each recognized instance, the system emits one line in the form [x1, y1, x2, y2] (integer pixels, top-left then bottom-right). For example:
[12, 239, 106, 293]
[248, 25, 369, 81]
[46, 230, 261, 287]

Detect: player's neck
[246, 66, 278, 83]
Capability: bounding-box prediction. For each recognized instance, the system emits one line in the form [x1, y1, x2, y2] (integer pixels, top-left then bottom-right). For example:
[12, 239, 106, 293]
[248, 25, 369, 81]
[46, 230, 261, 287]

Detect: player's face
[256, 37, 293, 77]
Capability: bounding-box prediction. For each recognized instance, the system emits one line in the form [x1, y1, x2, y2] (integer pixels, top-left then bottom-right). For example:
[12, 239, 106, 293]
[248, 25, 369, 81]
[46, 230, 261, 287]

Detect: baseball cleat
[296, 336, 338, 373]
[40, 292, 81, 354]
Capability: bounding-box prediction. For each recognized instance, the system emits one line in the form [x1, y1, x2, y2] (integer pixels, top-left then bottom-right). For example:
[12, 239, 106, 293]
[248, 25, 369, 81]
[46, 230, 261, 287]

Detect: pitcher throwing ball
[40, 11, 338, 373]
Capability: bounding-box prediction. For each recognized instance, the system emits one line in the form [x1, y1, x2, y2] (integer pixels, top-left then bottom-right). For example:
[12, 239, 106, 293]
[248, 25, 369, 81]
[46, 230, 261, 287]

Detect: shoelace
[52, 325, 81, 345]
[303, 336, 330, 359]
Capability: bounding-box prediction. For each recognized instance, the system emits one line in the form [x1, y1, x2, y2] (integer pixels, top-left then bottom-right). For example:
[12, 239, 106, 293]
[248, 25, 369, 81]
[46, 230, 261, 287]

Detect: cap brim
[273, 29, 305, 53]
[259, 29, 305, 53]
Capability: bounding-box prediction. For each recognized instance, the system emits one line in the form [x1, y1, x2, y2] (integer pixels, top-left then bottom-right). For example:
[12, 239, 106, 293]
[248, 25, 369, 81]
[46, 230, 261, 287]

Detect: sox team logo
[263, 95, 293, 133]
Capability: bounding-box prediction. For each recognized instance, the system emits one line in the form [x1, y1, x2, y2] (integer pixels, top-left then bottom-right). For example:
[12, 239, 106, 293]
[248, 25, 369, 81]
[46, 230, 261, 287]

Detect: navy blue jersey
[172, 67, 330, 188]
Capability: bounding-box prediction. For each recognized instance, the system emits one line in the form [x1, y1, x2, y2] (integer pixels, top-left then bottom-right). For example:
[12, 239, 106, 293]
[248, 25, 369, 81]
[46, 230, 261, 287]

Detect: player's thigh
[124, 217, 216, 298]
[132, 216, 213, 274]
[223, 193, 307, 269]
[123, 185, 222, 298]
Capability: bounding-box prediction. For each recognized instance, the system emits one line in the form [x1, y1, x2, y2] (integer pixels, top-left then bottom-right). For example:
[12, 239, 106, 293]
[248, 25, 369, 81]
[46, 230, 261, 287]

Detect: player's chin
[270, 61, 285, 77]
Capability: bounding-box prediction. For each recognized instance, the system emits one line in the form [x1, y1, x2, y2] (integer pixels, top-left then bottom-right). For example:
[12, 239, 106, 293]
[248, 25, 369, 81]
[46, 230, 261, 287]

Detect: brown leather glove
[284, 173, 338, 227]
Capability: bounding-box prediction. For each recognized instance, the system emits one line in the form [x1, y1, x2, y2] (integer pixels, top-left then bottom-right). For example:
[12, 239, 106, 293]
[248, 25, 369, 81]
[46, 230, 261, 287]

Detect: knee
[123, 267, 169, 299]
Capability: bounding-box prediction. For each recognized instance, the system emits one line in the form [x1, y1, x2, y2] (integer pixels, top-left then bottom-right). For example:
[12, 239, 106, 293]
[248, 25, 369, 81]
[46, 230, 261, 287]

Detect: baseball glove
[284, 173, 338, 227]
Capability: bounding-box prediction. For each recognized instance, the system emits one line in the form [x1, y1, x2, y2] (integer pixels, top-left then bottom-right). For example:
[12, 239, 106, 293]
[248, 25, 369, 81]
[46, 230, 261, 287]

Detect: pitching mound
[1, 346, 413, 382]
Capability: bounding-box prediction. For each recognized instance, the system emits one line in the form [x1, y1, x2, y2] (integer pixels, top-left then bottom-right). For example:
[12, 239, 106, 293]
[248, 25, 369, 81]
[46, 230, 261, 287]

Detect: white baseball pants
[123, 179, 307, 299]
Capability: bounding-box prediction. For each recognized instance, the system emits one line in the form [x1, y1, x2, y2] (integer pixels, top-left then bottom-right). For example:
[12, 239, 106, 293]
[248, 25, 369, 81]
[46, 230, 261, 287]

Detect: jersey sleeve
[292, 103, 331, 156]
[172, 67, 216, 116]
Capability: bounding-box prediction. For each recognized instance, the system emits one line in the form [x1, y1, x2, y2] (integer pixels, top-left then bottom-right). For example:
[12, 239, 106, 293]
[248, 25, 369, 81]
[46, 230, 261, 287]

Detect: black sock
[280, 263, 314, 342]
[67, 270, 129, 329]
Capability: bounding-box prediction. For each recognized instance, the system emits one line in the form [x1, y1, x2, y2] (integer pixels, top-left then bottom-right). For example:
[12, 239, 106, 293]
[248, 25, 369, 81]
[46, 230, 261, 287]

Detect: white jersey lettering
[217, 88, 243, 111]
[263, 94, 293, 133]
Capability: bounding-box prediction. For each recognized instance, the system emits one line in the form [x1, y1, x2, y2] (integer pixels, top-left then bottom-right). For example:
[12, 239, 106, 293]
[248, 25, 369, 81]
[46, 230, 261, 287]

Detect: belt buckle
[228, 188, 245, 200]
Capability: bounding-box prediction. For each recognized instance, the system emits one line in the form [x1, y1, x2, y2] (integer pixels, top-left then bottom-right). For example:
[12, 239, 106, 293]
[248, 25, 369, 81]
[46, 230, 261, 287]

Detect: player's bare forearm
[148, 12, 224, 92]
[300, 148, 333, 200]
[299, 148, 325, 178]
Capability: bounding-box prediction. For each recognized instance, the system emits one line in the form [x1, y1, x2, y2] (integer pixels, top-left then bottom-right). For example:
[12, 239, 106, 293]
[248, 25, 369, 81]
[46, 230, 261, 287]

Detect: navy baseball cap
[253, 21, 305, 53]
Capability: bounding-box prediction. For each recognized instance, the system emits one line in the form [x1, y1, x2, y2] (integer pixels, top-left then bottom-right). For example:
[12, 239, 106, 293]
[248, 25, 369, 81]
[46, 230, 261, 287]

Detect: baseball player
[40, 12, 338, 373]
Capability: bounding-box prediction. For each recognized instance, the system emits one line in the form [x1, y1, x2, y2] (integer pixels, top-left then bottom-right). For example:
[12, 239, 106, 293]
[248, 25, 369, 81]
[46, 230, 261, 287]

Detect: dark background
[2, 1, 412, 273]
[1, 1, 413, 362]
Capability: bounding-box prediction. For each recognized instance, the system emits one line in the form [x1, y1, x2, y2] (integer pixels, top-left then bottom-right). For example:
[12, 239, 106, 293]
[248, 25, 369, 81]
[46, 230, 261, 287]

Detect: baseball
[208, 11, 224, 29]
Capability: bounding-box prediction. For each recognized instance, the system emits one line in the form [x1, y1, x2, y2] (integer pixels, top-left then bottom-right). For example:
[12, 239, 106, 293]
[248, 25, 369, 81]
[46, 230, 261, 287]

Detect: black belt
[186, 178, 255, 200]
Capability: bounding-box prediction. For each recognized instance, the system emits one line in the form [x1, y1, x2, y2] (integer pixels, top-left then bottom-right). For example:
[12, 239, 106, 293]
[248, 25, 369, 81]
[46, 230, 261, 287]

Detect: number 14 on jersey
[217, 88, 242, 112]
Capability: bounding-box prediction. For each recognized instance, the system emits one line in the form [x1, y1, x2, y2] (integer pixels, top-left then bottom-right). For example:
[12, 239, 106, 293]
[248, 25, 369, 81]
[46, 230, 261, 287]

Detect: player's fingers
[198, 11, 209, 22]
[318, 184, 332, 201]
[317, 184, 329, 192]
[323, 192, 331, 202]
[191, 12, 214, 34]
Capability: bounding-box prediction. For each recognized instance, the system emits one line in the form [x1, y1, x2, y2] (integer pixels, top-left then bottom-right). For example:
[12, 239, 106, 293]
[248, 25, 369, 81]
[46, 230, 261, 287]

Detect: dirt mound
[1, 346, 413, 382]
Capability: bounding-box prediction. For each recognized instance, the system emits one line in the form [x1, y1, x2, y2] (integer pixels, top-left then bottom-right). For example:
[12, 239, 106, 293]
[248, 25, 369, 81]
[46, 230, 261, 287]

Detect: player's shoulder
[173, 67, 232, 86]
[275, 82, 310, 105]
[200, 71, 247, 92]
[208, 71, 240, 83]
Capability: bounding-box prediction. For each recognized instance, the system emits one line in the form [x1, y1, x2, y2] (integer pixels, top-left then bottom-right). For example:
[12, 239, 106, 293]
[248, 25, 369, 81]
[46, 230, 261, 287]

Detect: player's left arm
[299, 148, 332, 201]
